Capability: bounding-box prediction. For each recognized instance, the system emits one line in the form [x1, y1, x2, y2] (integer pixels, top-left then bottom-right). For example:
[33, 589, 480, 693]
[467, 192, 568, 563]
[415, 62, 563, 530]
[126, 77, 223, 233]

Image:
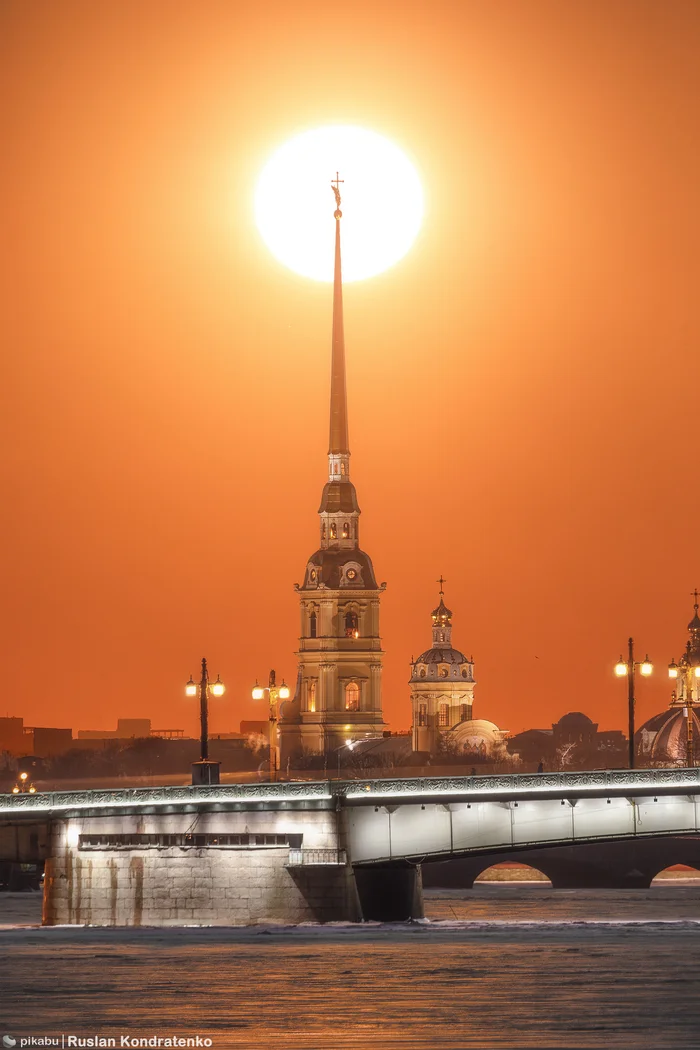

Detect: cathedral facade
[278, 187, 386, 763]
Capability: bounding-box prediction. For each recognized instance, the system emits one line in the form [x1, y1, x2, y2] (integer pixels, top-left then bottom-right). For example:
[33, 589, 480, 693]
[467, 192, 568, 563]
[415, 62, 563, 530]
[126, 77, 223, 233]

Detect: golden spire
[329, 173, 349, 455]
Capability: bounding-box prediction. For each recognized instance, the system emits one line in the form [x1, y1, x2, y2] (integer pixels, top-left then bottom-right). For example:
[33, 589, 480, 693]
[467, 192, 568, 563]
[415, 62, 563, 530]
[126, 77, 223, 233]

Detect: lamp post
[185, 657, 225, 786]
[668, 646, 700, 767]
[11, 771, 36, 795]
[615, 638, 652, 770]
[251, 670, 290, 782]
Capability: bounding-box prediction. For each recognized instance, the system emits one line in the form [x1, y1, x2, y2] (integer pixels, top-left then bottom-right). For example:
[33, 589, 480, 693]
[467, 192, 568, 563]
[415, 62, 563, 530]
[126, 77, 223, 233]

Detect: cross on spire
[692, 588, 700, 609]
[437, 575, 446, 596]
[331, 171, 344, 209]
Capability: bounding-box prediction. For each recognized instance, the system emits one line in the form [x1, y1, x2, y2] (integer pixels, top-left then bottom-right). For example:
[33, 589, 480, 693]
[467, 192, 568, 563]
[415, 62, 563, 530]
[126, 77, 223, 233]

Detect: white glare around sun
[254, 126, 423, 282]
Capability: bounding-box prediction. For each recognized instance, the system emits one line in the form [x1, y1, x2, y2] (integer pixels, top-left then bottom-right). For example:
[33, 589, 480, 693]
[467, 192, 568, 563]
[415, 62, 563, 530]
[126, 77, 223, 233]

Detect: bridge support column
[354, 864, 424, 922]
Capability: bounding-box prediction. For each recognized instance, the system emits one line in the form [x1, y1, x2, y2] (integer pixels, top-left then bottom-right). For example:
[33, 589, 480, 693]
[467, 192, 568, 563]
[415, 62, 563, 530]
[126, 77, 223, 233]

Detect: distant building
[29, 727, 73, 757]
[78, 718, 152, 740]
[409, 585, 506, 758]
[0, 717, 27, 756]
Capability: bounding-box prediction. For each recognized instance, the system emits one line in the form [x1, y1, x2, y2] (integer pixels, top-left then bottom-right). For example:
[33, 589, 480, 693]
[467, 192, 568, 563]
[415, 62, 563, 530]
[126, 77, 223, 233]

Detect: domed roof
[318, 479, 360, 514]
[432, 597, 452, 621]
[415, 647, 470, 665]
[689, 606, 700, 631]
[637, 707, 700, 763]
[556, 711, 596, 729]
[301, 547, 378, 590]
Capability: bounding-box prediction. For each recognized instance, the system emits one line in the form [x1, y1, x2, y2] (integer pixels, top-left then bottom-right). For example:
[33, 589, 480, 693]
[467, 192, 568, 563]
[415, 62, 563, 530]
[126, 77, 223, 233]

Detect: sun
[254, 126, 424, 282]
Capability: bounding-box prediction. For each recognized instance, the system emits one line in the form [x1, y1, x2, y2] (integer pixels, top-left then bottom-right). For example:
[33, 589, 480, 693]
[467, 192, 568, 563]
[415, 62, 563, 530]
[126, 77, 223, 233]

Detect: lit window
[308, 681, 316, 713]
[342, 522, 349, 538]
[345, 611, 358, 637]
[330, 523, 337, 539]
[345, 682, 359, 711]
[438, 704, 449, 727]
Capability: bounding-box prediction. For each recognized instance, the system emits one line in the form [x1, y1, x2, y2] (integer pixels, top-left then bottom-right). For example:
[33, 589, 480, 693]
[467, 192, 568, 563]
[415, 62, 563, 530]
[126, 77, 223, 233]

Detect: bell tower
[279, 178, 386, 763]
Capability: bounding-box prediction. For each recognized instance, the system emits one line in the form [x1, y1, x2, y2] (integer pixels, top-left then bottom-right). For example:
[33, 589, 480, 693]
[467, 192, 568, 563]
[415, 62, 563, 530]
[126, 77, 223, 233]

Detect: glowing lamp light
[669, 661, 679, 679]
[28, 785, 36, 794]
[252, 682, 264, 700]
[640, 658, 653, 677]
[185, 676, 197, 698]
[278, 682, 290, 700]
[695, 667, 700, 679]
[11, 786, 19, 794]
[353, 629, 359, 639]
[614, 660, 628, 677]
[19, 772, 28, 782]
[210, 675, 225, 698]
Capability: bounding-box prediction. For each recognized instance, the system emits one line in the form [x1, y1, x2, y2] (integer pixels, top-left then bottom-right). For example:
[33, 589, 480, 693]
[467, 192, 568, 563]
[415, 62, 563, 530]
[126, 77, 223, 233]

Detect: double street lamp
[668, 648, 700, 767]
[615, 639, 652, 770]
[185, 657, 225, 785]
[12, 771, 36, 795]
[251, 670, 290, 782]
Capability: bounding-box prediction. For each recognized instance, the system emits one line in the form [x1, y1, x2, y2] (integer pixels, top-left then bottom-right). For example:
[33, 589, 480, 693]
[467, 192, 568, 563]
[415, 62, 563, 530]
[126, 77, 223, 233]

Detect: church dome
[636, 707, 700, 763]
[415, 646, 469, 666]
[432, 597, 452, 622]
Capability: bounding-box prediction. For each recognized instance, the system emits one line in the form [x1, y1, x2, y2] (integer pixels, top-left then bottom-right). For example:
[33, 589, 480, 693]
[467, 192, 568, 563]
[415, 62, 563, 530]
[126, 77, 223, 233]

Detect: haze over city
[2, 0, 699, 742]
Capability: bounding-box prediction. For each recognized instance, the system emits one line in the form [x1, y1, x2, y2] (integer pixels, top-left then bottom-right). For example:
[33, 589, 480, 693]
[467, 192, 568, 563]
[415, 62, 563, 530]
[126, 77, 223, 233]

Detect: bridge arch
[651, 863, 700, 884]
[474, 861, 551, 885]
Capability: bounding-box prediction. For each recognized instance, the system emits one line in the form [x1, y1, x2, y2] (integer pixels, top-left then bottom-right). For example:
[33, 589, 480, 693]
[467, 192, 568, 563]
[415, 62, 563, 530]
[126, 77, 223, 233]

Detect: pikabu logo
[3, 1038, 17, 1048]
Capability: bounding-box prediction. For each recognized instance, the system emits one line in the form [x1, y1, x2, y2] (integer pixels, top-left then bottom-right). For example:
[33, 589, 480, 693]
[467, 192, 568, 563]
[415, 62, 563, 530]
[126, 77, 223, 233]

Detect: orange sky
[2, 0, 699, 741]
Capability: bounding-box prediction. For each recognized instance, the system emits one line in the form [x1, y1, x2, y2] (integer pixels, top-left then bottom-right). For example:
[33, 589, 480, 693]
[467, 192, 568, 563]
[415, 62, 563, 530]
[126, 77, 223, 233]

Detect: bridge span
[1, 767, 699, 924]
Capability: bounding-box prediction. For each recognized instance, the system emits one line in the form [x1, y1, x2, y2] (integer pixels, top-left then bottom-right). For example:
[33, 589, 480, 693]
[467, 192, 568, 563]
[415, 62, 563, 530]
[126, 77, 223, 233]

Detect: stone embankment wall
[43, 808, 359, 925]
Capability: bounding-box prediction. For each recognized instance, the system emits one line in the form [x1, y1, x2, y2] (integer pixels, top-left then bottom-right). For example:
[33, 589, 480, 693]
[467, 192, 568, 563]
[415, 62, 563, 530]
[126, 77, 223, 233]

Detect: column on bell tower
[280, 176, 386, 766]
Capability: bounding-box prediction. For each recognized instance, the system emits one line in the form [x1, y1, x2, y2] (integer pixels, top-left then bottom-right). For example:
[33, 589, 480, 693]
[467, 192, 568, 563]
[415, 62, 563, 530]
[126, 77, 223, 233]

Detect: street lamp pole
[615, 638, 652, 770]
[252, 670, 290, 782]
[186, 658, 225, 786]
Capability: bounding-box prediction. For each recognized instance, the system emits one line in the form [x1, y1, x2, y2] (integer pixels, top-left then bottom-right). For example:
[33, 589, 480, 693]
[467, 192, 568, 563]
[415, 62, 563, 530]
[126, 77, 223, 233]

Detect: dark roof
[555, 712, 596, 728]
[318, 480, 360, 514]
[415, 647, 470, 665]
[301, 548, 379, 590]
[432, 597, 452, 621]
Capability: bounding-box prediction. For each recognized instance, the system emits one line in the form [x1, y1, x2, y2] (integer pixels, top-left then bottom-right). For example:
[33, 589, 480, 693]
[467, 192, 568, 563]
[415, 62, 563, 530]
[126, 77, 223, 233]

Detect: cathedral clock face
[309, 570, 317, 582]
[346, 569, 357, 580]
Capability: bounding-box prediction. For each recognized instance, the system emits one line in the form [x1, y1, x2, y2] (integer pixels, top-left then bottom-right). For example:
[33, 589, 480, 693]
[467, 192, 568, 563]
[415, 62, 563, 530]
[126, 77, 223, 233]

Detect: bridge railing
[287, 848, 347, 867]
[335, 767, 700, 802]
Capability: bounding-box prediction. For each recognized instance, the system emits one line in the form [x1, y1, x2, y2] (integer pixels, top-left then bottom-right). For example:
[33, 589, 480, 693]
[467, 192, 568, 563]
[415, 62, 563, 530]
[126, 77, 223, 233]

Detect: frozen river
[1, 885, 700, 1049]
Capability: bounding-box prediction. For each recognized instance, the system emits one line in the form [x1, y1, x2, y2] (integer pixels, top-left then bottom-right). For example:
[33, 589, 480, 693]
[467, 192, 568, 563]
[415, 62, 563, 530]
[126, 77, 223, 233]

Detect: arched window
[342, 522, 349, 538]
[461, 668, 468, 678]
[345, 611, 359, 637]
[340, 461, 346, 475]
[345, 682, 359, 711]
[308, 681, 316, 713]
[330, 523, 337, 539]
[418, 703, 427, 727]
[309, 612, 317, 638]
[438, 703, 450, 727]
[419, 667, 426, 678]
[439, 667, 448, 678]
[321, 523, 326, 540]
[460, 704, 469, 722]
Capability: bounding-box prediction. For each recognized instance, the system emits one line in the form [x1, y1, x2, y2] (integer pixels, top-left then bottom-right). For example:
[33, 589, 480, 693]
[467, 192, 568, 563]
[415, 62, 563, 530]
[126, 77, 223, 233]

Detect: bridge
[2, 767, 699, 924]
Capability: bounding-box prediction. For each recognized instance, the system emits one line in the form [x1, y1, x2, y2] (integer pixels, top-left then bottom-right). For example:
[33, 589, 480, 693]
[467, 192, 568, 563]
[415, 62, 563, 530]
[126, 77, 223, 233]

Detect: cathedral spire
[328, 174, 350, 477]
